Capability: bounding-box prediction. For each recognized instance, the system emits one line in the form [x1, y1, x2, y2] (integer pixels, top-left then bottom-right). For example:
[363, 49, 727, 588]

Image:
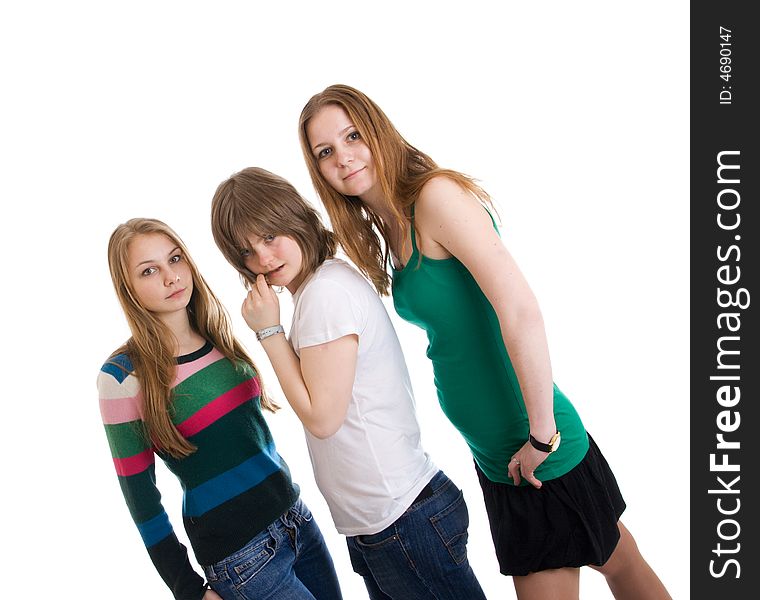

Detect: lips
[265, 265, 285, 281]
[166, 287, 186, 299]
[343, 167, 366, 181]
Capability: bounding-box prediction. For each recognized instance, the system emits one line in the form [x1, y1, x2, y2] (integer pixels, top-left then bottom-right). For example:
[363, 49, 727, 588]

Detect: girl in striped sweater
[98, 218, 342, 600]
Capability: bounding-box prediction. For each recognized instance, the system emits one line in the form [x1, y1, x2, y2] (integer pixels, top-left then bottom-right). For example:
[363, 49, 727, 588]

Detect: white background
[1, 1, 688, 598]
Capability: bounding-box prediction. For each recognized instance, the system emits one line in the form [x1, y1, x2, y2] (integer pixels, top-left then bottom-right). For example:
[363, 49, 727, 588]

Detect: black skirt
[475, 433, 626, 576]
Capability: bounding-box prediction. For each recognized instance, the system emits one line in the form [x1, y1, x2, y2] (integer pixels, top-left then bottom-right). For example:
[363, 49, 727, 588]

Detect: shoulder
[97, 350, 143, 427]
[98, 350, 134, 384]
[419, 174, 469, 200]
[415, 175, 489, 229]
[294, 260, 371, 332]
[303, 259, 372, 297]
[97, 349, 140, 398]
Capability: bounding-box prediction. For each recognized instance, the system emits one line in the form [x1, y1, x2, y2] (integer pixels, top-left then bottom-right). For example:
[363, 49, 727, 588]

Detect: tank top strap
[409, 203, 419, 254]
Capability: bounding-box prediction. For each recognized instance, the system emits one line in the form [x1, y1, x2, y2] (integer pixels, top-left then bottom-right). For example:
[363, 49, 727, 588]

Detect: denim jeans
[346, 470, 486, 600]
[202, 498, 342, 600]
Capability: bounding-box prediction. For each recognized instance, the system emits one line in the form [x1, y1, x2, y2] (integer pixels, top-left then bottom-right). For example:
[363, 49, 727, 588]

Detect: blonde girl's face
[127, 233, 193, 316]
[240, 234, 305, 294]
[306, 104, 378, 199]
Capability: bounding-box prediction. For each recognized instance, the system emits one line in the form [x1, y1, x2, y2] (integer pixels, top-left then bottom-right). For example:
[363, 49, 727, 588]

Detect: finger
[243, 290, 257, 311]
[256, 273, 269, 294]
[246, 281, 261, 303]
[241, 296, 255, 323]
[508, 457, 522, 485]
[523, 470, 543, 490]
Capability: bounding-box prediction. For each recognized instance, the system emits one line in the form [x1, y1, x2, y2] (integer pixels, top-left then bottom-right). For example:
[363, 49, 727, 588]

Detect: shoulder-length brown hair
[107, 217, 276, 459]
[210, 166, 336, 288]
[298, 83, 491, 295]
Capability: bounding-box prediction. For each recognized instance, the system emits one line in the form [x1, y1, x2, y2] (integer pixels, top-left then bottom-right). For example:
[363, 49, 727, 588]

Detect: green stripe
[104, 421, 150, 458]
[170, 360, 253, 423]
[117, 467, 163, 522]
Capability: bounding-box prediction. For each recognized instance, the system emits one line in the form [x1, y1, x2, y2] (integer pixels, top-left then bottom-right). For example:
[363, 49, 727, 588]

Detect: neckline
[392, 202, 498, 277]
[391, 241, 417, 275]
[391, 204, 419, 275]
[392, 205, 455, 276]
[176, 340, 213, 364]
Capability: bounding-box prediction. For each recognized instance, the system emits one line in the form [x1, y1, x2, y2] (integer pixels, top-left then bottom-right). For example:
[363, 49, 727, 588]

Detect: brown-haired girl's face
[127, 233, 193, 317]
[306, 104, 378, 199]
[240, 233, 305, 294]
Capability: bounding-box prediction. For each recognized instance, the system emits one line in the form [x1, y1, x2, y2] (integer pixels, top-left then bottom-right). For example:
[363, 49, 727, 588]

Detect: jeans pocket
[229, 535, 277, 587]
[354, 529, 399, 549]
[429, 489, 470, 565]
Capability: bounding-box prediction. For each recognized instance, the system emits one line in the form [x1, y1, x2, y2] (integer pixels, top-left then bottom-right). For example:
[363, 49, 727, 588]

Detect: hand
[203, 589, 223, 600]
[242, 274, 281, 332]
[507, 441, 550, 489]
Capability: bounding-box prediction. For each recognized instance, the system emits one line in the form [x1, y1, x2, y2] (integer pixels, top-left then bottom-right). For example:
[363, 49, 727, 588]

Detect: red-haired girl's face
[306, 104, 378, 199]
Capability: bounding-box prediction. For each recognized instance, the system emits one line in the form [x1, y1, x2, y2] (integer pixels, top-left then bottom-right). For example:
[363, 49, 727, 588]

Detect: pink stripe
[114, 448, 155, 477]
[173, 348, 224, 386]
[176, 378, 260, 438]
[100, 394, 143, 424]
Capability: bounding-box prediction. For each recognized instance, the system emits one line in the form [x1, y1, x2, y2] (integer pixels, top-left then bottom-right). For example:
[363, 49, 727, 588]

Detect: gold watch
[529, 431, 561, 453]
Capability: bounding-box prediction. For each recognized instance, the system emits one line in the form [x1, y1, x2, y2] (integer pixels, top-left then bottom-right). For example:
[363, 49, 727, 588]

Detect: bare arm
[416, 177, 556, 487]
[242, 274, 357, 439]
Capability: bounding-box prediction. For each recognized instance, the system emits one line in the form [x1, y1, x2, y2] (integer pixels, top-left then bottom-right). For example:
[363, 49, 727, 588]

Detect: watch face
[551, 432, 561, 452]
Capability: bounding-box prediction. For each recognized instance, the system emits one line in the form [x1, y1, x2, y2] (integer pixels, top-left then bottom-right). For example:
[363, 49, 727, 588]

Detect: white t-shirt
[289, 259, 438, 536]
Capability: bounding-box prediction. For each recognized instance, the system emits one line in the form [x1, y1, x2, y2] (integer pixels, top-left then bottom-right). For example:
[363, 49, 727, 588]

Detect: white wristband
[255, 324, 285, 342]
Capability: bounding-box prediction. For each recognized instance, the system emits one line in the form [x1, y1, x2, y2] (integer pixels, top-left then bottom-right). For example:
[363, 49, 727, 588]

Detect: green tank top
[392, 206, 589, 484]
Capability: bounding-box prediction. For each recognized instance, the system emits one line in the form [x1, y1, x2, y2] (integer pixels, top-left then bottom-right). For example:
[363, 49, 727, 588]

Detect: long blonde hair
[107, 218, 276, 459]
[299, 84, 491, 295]
[210, 167, 336, 288]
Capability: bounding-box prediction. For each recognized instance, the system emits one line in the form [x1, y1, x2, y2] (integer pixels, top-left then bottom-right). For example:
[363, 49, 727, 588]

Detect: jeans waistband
[414, 469, 449, 503]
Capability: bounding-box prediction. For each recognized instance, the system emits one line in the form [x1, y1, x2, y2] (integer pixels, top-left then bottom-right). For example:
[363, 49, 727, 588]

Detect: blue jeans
[202, 498, 342, 600]
[346, 470, 486, 600]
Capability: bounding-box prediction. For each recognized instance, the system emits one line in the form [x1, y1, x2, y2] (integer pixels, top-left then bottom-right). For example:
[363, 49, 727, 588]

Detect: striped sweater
[97, 341, 299, 600]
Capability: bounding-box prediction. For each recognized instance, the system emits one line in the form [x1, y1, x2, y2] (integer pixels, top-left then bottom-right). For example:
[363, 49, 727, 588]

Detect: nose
[164, 268, 180, 286]
[251, 246, 274, 269]
[336, 145, 353, 167]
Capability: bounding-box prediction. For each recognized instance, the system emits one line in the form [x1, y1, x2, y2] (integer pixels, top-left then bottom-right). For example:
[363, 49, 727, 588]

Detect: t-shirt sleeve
[97, 358, 207, 600]
[293, 277, 365, 351]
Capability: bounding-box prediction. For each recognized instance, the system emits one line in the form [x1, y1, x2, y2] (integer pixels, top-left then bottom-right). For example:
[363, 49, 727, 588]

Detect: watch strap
[529, 431, 560, 453]
[255, 324, 285, 342]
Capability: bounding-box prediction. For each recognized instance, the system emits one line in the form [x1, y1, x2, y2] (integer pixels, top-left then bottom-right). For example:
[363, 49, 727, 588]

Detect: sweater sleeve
[97, 356, 207, 600]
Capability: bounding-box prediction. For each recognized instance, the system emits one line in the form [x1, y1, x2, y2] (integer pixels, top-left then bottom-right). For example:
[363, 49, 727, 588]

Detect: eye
[169, 254, 182, 264]
[347, 130, 361, 142]
[239, 248, 251, 257]
[317, 147, 332, 160]
[141, 266, 157, 276]
[264, 234, 276, 243]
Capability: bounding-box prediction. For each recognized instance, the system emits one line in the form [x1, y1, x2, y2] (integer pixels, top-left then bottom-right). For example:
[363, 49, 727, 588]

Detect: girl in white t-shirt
[210, 167, 486, 600]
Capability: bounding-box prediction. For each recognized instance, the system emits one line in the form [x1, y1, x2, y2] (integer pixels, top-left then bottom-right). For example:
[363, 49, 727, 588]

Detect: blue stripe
[183, 442, 281, 517]
[137, 510, 173, 547]
[101, 353, 133, 384]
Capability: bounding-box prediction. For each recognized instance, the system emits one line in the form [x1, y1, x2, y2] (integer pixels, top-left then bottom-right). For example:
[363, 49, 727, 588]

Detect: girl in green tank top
[297, 84, 672, 600]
